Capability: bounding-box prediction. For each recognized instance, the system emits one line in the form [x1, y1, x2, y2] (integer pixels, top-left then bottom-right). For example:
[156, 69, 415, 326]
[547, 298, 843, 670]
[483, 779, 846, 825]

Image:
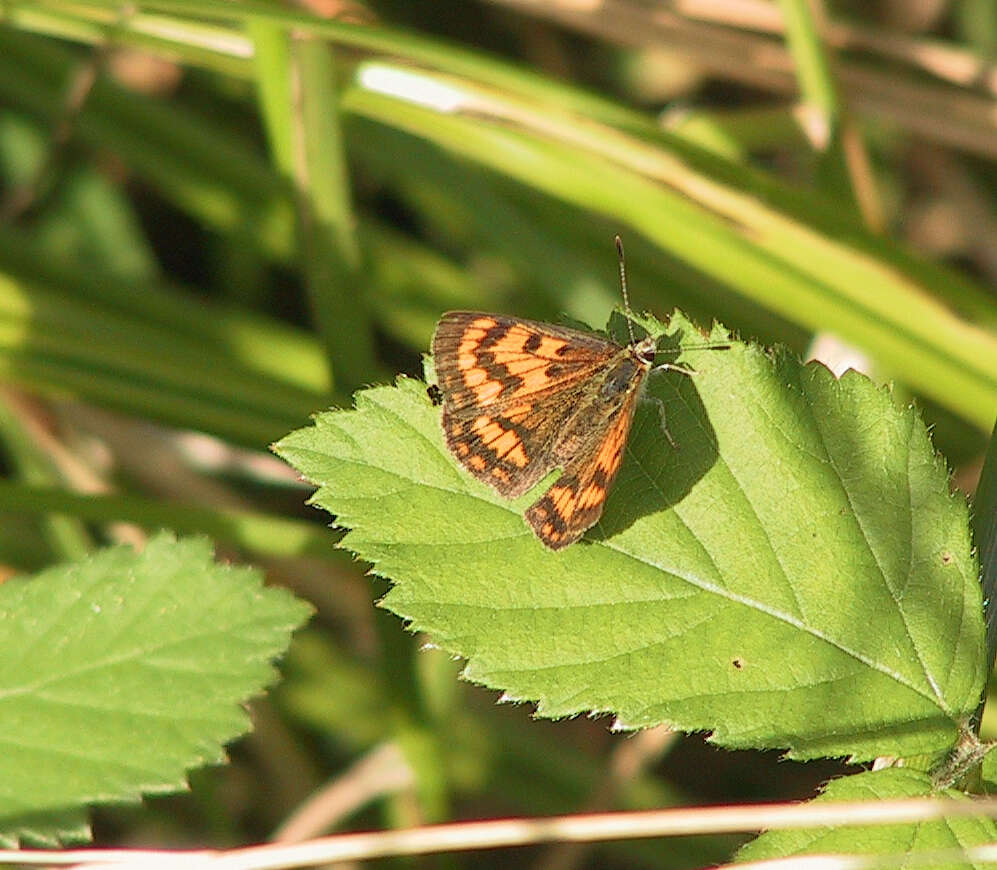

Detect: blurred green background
[2, 0, 996, 866]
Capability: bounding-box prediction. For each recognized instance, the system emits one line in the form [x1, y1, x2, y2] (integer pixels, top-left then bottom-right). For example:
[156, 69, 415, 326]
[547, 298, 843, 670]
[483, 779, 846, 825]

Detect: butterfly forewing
[433, 312, 623, 499]
[432, 312, 620, 414]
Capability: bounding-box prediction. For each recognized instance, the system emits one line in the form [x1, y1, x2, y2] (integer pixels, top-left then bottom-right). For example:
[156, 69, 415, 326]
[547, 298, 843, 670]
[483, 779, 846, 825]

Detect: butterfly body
[431, 311, 658, 549]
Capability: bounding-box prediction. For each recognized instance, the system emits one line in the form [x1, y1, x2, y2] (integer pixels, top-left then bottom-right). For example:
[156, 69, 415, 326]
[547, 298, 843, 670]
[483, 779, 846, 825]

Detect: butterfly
[431, 238, 723, 550]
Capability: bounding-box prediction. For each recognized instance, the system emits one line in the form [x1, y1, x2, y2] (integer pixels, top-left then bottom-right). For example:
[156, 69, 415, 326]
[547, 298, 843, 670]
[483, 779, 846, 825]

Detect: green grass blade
[249, 18, 294, 176]
[0, 482, 339, 561]
[0, 398, 91, 561]
[973, 420, 997, 682]
[779, 0, 840, 139]
[290, 36, 376, 391]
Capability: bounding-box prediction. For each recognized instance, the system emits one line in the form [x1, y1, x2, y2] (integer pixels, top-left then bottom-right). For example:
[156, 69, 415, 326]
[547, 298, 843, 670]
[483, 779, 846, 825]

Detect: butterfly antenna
[658, 341, 732, 355]
[614, 235, 637, 344]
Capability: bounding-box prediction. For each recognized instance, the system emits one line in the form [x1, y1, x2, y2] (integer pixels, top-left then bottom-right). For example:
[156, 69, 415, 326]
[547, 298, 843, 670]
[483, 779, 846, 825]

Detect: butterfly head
[633, 335, 658, 366]
[613, 235, 730, 365]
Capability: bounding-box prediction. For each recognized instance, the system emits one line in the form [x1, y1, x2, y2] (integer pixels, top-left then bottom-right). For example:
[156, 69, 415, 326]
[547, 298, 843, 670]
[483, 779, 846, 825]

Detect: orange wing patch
[485, 326, 571, 395]
[442, 407, 541, 498]
[471, 416, 530, 468]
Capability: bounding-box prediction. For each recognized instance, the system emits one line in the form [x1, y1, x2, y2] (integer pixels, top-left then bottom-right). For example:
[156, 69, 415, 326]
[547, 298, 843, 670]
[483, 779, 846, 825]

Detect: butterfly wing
[524, 386, 640, 549]
[438, 378, 595, 498]
[432, 311, 620, 498]
[432, 311, 620, 413]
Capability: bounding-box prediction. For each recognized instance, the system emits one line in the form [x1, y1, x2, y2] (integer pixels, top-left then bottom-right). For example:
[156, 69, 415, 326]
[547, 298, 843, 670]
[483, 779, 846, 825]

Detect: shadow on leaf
[590, 328, 722, 543]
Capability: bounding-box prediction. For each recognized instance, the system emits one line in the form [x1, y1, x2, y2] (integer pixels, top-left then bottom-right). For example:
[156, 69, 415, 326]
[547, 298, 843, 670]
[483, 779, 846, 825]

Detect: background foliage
[2, 0, 997, 868]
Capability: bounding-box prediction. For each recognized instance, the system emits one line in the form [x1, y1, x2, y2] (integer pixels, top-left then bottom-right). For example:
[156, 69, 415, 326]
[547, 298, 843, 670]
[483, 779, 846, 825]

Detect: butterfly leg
[641, 393, 678, 449]
[645, 364, 696, 448]
[651, 361, 697, 376]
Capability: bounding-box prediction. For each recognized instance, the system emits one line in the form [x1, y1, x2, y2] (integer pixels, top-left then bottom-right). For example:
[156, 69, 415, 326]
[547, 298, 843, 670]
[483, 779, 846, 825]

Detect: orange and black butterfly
[431, 238, 725, 550]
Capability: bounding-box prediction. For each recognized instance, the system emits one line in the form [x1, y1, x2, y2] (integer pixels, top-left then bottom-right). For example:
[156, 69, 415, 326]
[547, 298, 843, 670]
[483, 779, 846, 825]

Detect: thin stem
[6, 797, 997, 868]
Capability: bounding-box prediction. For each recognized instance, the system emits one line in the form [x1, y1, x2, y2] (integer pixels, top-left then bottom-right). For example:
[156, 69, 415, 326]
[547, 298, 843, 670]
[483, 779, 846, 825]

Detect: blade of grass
[779, 0, 839, 144]
[2, 1, 253, 78]
[249, 18, 294, 176]
[0, 481, 340, 560]
[778, 0, 884, 231]
[345, 79, 997, 429]
[974, 420, 997, 686]
[668, 105, 810, 155]
[289, 34, 376, 392]
[679, 0, 997, 97]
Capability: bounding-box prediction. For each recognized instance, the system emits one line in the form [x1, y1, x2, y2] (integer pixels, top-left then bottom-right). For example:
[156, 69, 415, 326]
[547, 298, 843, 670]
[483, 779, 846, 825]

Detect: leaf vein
[606, 542, 944, 711]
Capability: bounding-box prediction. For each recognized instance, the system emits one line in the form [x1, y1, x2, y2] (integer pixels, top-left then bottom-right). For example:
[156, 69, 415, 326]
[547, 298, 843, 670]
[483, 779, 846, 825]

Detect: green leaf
[737, 768, 997, 867]
[275, 312, 985, 762]
[0, 533, 312, 844]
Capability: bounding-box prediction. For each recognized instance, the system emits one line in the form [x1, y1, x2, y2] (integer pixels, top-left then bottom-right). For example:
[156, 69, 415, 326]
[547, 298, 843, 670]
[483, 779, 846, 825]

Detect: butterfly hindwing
[524, 387, 640, 549]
